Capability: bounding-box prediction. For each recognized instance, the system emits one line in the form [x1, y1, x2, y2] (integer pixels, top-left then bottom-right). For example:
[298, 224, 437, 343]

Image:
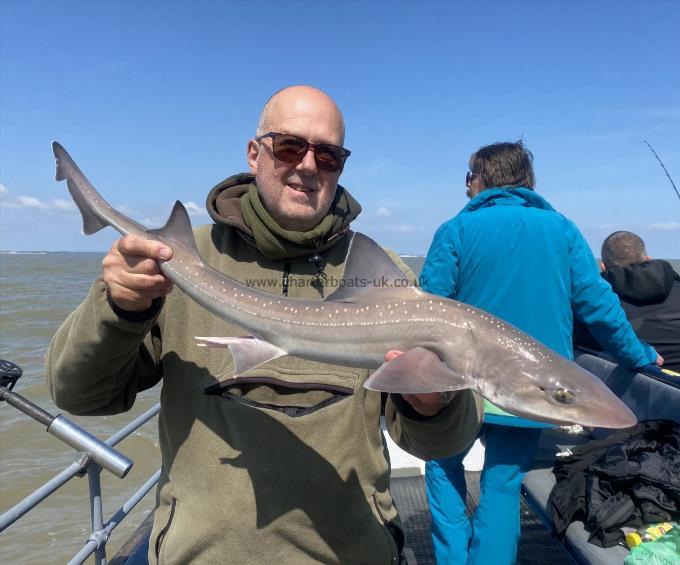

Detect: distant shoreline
[0, 250, 100, 254]
[2, 251, 680, 262]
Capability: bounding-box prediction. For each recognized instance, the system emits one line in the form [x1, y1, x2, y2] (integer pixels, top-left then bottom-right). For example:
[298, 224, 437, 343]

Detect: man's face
[468, 175, 485, 198]
[247, 91, 345, 232]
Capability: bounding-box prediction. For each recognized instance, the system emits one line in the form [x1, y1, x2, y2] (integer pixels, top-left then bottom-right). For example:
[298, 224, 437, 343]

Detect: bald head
[256, 85, 345, 144]
[601, 231, 648, 269]
[247, 86, 347, 231]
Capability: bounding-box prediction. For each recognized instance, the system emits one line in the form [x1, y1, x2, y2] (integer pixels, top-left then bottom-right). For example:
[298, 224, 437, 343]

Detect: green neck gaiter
[240, 184, 359, 260]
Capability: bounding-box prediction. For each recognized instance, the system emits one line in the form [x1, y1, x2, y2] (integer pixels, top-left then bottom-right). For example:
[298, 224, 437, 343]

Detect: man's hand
[656, 354, 664, 367]
[102, 235, 174, 311]
[384, 350, 455, 417]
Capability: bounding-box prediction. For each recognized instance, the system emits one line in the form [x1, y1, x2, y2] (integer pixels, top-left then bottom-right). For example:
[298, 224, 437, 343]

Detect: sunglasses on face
[256, 132, 351, 173]
[465, 171, 478, 188]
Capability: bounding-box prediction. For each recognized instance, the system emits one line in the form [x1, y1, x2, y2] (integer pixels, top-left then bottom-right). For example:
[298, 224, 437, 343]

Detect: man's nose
[296, 148, 317, 175]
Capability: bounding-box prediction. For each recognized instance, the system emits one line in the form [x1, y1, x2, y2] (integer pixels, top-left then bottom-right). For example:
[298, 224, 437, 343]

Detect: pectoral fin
[195, 336, 287, 375]
[364, 347, 468, 394]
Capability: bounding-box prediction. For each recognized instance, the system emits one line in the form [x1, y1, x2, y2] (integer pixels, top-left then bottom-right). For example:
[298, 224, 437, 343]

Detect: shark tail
[52, 141, 108, 235]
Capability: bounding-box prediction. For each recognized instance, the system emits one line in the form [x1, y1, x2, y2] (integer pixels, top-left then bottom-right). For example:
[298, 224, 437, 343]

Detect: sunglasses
[256, 132, 351, 173]
[465, 171, 478, 188]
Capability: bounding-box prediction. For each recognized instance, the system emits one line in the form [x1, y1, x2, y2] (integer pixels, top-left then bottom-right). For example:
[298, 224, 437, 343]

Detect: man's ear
[599, 261, 606, 273]
[247, 139, 259, 174]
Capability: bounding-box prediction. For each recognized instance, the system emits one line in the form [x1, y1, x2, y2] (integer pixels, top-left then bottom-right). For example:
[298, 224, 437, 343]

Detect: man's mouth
[288, 183, 315, 193]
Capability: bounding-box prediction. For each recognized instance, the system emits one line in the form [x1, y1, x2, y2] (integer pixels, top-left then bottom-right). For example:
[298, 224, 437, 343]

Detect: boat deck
[111, 472, 574, 564]
[393, 473, 574, 564]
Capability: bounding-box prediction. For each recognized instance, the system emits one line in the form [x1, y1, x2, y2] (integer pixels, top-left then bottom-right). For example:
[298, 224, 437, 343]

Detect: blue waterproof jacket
[420, 188, 658, 424]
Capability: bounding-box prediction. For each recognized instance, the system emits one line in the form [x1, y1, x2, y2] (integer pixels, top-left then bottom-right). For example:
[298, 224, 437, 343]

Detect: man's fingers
[403, 391, 456, 417]
[108, 280, 173, 301]
[116, 235, 172, 262]
[102, 235, 174, 312]
[385, 349, 404, 362]
[105, 275, 173, 312]
[117, 269, 174, 292]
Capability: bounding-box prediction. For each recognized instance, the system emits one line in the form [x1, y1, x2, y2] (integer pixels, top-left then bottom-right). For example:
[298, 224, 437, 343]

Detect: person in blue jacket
[420, 141, 662, 564]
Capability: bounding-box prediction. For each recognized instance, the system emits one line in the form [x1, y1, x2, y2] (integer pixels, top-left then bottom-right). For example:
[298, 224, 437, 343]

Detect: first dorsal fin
[324, 232, 423, 303]
[148, 201, 201, 256]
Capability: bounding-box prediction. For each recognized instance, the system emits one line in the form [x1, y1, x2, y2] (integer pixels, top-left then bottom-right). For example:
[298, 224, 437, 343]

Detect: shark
[52, 141, 637, 429]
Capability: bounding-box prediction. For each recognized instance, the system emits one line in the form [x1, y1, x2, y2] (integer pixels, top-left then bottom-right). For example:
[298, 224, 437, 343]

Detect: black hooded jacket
[548, 420, 680, 547]
[574, 260, 680, 372]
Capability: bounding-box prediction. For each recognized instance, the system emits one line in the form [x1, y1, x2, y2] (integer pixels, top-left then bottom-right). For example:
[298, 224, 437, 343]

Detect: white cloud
[18, 196, 48, 209]
[376, 207, 392, 217]
[0, 184, 7, 193]
[0, 191, 79, 212]
[116, 204, 135, 215]
[384, 224, 418, 233]
[649, 222, 680, 231]
[52, 199, 76, 211]
[141, 217, 164, 228]
[183, 201, 208, 216]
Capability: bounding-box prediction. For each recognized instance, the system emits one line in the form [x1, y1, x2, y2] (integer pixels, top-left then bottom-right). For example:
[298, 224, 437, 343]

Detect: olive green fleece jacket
[46, 175, 482, 565]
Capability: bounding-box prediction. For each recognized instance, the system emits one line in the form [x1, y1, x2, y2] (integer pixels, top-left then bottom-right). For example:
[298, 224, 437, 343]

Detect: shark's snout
[505, 370, 637, 429]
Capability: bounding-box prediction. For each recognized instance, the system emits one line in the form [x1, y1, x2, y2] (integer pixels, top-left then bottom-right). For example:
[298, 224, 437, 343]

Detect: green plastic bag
[625, 527, 680, 565]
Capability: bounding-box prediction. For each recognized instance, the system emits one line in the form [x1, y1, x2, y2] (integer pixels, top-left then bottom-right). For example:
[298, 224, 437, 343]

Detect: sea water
[0, 253, 161, 563]
[1, 252, 678, 563]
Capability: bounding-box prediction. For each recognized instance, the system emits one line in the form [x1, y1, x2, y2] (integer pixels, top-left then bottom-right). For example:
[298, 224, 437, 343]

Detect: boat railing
[0, 360, 161, 565]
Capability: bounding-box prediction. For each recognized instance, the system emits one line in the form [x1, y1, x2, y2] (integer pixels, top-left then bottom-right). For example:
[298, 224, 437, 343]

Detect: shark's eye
[553, 388, 575, 404]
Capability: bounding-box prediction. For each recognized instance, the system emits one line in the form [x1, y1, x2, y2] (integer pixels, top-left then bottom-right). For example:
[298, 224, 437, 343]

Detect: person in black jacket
[574, 230, 679, 372]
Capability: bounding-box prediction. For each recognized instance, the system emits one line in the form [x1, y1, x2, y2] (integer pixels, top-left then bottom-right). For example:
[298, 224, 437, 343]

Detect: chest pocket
[206, 375, 354, 417]
[204, 359, 363, 418]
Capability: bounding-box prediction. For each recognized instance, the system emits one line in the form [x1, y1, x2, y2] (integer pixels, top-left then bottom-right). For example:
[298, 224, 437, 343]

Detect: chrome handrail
[70, 467, 162, 565]
[0, 387, 161, 564]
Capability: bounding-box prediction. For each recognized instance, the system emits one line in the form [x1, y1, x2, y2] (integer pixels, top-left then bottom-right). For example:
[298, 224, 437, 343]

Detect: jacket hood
[604, 259, 679, 305]
[462, 187, 555, 214]
[204, 173, 362, 259]
[206, 173, 254, 234]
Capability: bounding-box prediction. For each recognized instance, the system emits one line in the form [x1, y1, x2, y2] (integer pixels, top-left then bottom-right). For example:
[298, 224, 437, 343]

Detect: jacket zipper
[372, 494, 399, 563]
[212, 375, 353, 394]
[155, 496, 177, 562]
[204, 376, 354, 397]
[282, 259, 291, 296]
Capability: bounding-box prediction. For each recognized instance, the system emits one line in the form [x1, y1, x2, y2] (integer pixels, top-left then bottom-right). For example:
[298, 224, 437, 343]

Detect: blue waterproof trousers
[425, 424, 542, 564]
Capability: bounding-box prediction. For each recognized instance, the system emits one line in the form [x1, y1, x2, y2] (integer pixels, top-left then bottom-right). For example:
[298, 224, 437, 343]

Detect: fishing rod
[643, 140, 680, 202]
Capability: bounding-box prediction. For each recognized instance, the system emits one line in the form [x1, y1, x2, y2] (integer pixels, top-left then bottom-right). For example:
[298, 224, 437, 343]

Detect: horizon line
[2, 250, 680, 261]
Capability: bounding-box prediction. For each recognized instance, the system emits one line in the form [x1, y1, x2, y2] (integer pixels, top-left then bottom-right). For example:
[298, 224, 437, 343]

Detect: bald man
[46, 86, 482, 564]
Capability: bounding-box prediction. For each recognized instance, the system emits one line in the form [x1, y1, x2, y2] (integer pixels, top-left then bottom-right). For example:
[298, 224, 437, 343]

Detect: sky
[1, 0, 679, 257]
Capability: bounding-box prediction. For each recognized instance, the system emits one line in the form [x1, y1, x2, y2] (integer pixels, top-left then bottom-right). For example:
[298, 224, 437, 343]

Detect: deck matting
[113, 472, 575, 564]
[390, 472, 575, 564]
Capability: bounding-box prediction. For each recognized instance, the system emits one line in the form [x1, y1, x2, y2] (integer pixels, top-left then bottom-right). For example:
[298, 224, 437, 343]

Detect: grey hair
[255, 89, 283, 137]
[468, 140, 536, 191]
[601, 231, 647, 268]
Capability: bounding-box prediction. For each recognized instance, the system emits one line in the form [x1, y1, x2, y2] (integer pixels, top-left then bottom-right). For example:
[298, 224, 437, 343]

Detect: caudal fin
[52, 141, 108, 235]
